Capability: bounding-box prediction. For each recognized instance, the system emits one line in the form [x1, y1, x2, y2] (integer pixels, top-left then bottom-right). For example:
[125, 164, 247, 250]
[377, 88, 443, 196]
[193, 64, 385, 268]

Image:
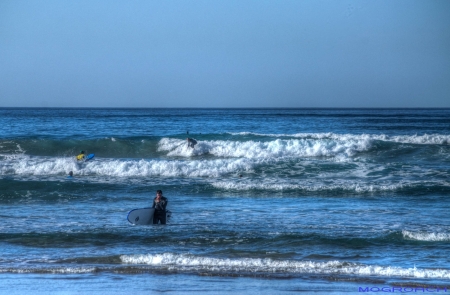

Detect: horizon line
[1, 107, 450, 110]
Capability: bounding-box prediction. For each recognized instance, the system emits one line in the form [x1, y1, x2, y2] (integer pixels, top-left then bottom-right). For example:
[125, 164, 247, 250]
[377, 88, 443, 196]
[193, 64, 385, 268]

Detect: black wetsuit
[152, 196, 168, 224]
[187, 138, 197, 148]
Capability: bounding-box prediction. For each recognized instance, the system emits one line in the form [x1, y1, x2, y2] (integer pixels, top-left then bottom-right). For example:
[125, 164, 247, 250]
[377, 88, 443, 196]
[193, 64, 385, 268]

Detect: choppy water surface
[0, 108, 449, 294]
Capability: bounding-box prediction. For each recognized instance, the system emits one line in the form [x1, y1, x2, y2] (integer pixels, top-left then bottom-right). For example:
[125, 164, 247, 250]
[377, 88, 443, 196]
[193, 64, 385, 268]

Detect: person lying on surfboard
[152, 190, 168, 224]
[76, 151, 85, 161]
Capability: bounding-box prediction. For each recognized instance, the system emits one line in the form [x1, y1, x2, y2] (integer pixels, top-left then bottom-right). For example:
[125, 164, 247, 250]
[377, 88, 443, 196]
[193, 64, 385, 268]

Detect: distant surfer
[76, 151, 85, 161]
[67, 171, 73, 178]
[152, 190, 168, 224]
[187, 138, 197, 149]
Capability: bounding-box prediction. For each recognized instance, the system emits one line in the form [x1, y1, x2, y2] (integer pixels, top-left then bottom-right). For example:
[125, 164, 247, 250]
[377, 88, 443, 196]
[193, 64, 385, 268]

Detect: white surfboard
[127, 208, 155, 225]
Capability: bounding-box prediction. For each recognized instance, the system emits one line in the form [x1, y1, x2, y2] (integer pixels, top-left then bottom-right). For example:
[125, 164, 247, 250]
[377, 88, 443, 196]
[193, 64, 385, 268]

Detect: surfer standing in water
[152, 190, 168, 224]
[187, 138, 197, 149]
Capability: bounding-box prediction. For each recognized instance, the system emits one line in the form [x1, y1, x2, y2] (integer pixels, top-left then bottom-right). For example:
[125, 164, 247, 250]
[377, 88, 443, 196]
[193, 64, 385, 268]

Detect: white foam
[0, 155, 78, 175]
[211, 180, 409, 192]
[120, 253, 450, 279]
[0, 140, 26, 154]
[230, 132, 450, 145]
[16, 144, 25, 153]
[1, 154, 448, 189]
[210, 178, 450, 192]
[158, 137, 373, 158]
[86, 158, 254, 177]
[402, 230, 450, 242]
[0, 267, 97, 274]
[0, 155, 255, 177]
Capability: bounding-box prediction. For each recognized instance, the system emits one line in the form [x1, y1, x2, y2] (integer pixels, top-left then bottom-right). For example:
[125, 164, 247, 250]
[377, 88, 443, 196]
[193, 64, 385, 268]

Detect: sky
[0, 0, 449, 108]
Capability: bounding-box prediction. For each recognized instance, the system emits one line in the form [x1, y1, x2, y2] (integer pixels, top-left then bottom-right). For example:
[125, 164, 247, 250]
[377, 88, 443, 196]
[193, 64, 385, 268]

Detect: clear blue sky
[1, 0, 449, 107]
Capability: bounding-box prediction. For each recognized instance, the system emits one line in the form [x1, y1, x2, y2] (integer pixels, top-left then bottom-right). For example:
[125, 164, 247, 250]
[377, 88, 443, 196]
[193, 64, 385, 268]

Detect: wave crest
[120, 253, 450, 279]
[158, 137, 372, 158]
[230, 132, 450, 145]
[402, 231, 450, 242]
[0, 155, 254, 177]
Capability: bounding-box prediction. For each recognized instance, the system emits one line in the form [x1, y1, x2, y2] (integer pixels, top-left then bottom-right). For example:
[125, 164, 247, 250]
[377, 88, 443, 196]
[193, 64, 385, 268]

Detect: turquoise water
[0, 108, 449, 294]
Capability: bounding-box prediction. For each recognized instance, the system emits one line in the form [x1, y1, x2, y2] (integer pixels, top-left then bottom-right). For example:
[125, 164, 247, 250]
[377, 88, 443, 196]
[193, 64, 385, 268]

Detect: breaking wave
[120, 253, 450, 279]
[3, 253, 449, 280]
[402, 231, 450, 242]
[158, 137, 373, 158]
[230, 132, 450, 145]
[210, 179, 450, 193]
[0, 155, 254, 178]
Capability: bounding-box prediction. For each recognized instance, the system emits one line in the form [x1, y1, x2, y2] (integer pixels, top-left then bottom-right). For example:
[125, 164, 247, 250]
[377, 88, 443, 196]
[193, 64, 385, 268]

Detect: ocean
[0, 108, 449, 294]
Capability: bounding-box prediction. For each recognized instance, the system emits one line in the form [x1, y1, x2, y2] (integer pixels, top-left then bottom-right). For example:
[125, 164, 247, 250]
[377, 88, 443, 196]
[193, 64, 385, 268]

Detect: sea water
[0, 108, 449, 294]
